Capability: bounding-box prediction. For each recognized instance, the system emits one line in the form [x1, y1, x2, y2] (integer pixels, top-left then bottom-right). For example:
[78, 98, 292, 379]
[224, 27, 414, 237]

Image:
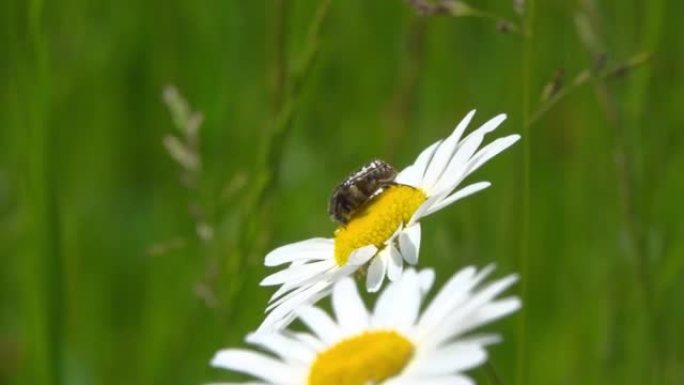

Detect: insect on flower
[258, 110, 520, 332]
[328, 159, 398, 225]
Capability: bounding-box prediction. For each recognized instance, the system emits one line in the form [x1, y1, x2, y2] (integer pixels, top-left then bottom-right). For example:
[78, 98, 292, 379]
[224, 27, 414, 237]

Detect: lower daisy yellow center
[334, 185, 426, 266]
[308, 330, 415, 385]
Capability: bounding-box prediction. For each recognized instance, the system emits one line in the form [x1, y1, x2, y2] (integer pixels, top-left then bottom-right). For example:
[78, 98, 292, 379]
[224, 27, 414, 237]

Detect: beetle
[328, 159, 398, 224]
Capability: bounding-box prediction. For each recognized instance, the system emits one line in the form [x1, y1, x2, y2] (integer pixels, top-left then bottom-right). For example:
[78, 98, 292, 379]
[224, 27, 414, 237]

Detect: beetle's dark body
[328, 159, 398, 224]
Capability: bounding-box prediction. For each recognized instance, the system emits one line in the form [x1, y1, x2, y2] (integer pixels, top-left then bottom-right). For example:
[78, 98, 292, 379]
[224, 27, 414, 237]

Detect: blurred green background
[2, 0, 682, 384]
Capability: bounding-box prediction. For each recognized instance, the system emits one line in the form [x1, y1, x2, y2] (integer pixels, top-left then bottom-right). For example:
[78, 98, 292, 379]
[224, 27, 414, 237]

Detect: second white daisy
[259, 110, 520, 331]
[213, 266, 520, 385]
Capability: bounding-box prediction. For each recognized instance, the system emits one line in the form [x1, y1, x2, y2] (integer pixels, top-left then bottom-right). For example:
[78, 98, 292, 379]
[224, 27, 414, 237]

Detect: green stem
[222, 0, 332, 322]
[517, 1, 534, 385]
[23, 0, 62, 383]
[383, 17, 427, 157]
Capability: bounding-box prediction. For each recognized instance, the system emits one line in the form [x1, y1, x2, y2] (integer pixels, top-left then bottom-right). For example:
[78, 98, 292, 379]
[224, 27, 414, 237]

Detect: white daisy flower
[211, 266, 520, 385]
[259, 110, 520, 331]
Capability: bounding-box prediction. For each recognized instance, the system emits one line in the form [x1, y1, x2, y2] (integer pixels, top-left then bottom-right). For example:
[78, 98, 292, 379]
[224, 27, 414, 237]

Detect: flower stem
[517, 0, 534, 384]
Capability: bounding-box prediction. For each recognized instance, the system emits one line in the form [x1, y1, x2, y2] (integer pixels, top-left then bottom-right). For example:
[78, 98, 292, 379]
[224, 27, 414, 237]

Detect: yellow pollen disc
[334, 185, 427, 266]
[308, 330, 415, 385]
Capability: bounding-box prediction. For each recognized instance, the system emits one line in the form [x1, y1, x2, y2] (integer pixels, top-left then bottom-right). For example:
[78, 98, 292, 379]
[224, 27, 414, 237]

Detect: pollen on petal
[334, 185, 426, 266]
[308, 330, 414, 385]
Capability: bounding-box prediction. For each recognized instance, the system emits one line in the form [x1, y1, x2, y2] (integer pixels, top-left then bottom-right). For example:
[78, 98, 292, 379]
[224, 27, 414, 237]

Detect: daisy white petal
[420, 110, 477, 190]
[245, 333, 316, 365]
[389, 269, 422, 330]
[290, 332, 326, 351]
[387, 242, 404, 282]
[407, 193, 442, 227]
[466, 134, 521, 176]
[438, 285, 521, 341]
[472, 113, 507, 136]
[456, 298, 522, 335]
[264, 238, 333, 267]
[260, 260, 334, 286]
[332, 277, 369, 333]
[450, 109, 477, 146]
[210, 266, 519, 385]
[458, 334, 502, 346]
[398, 223, 421, 265]
[411, 343, 488, 374]
[423, 181, 491, 216]
[426, 128, 487, 196]
[266, 275, 332, 311]
[258, 280, 333, 333]
[419, 270, 520, 348]
[371, 268, 418, 329]
[347, 244, 378, 266]
[366, 248, 389, 292]
[418, 266, 482, 331]
[266, 262, 335, 303]
[295, 306, 342, 344]
[407, 140, 442, 186]
[455, 274, 519, 317]
[210, 349, 299, 384]
[417, 268, 435, 295]
[395, 164, 421, 186]
[386, 375, 475, 385]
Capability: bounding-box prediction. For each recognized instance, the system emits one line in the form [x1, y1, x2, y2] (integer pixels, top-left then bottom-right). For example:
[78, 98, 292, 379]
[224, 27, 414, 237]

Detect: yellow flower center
[308, 330, 415, 385]
[334, 185, 426, 266]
